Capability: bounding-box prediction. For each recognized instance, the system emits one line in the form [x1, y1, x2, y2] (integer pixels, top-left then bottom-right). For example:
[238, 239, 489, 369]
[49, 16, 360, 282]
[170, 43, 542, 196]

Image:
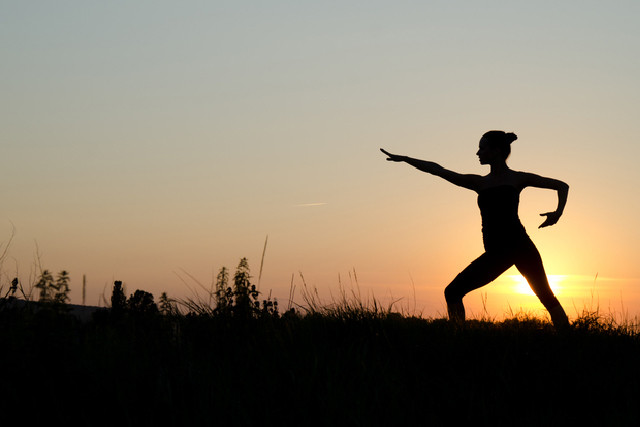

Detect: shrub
[35, 270, 70, 305]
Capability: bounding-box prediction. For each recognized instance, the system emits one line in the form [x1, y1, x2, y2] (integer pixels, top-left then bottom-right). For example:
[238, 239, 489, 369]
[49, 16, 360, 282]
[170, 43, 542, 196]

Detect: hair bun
[505, 132, 518, 144]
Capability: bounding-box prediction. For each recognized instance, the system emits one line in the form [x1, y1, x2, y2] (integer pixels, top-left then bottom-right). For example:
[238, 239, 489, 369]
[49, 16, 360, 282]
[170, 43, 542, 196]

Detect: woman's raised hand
[380, 148, 406, 162]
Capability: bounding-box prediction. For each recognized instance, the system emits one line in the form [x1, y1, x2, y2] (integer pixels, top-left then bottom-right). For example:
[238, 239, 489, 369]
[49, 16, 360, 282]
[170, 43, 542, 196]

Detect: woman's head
[477, 130, 517, 163]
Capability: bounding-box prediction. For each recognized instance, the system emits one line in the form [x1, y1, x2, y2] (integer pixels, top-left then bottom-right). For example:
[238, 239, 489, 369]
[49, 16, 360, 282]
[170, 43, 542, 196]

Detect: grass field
[1, 261, 639, 426]
[2, 297, 639, 426]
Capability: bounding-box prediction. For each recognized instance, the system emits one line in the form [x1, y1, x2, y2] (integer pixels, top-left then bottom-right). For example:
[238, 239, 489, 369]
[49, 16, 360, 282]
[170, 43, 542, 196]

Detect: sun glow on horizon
[509, 275, 567, 297]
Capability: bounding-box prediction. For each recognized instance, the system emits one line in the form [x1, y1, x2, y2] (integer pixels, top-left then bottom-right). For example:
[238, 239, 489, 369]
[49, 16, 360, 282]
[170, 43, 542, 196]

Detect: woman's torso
[476, 184, 529, 251]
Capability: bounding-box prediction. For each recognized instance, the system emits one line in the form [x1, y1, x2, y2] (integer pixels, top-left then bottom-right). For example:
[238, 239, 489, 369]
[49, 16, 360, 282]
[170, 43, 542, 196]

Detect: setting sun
[510, 275, 567, 297]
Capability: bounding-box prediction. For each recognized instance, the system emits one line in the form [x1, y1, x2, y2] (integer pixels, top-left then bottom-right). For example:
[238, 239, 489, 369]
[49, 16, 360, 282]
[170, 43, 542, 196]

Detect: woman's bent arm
[521, 172, 569, 228]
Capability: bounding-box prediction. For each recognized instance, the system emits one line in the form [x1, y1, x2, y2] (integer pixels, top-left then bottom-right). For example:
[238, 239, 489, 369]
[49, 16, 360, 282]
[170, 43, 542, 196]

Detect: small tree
[159, 292, 177, 316]
[209, 258, 279, 319]
[127, 290, 158, 314]
[215, 266, 232, 312]
[111, 281, 126, 313]
[54, 271, 71, 304]
[232, 257, 259, 317]
[35, 270, 70, 304]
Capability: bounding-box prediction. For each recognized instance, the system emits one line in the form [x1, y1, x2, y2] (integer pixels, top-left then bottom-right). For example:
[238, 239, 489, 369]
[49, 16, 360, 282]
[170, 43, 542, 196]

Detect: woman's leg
[444, 252, 513, 323]
[514, 241, 569, 329]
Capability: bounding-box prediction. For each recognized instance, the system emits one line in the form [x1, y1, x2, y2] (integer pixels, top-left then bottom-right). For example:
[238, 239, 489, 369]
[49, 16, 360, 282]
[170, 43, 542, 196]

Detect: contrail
[294, 202, 327, 207]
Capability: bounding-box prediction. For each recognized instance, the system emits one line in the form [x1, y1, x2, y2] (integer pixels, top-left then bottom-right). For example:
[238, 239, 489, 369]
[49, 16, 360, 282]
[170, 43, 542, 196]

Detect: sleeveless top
[477, 185, 529, 251]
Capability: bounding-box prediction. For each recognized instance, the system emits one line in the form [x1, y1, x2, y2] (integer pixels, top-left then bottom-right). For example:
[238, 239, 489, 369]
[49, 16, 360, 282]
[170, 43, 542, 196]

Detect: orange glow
[509, 274, 567, 297]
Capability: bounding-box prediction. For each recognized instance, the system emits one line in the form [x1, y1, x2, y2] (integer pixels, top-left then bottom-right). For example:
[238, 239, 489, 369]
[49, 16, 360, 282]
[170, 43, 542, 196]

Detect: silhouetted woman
[381, 131, 569, 329]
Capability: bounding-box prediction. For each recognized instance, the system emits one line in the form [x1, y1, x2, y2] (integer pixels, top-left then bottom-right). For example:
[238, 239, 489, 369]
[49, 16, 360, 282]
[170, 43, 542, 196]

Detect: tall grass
[1, 257, 639, 425]
[293, 271, 401, 320]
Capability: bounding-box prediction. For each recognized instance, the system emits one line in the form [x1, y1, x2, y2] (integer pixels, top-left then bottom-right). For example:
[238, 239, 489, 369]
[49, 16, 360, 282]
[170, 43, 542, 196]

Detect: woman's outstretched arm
[520, 172, 569, 228]
[380, 148, 481, 191]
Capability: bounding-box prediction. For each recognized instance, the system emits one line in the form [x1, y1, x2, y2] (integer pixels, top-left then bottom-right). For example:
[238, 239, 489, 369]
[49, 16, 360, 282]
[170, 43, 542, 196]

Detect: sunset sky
[2, 1, 639, 320]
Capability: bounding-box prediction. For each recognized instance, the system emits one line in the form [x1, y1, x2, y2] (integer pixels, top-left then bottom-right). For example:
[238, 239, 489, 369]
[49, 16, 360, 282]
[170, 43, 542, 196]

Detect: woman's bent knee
[444, 284, 464, 304]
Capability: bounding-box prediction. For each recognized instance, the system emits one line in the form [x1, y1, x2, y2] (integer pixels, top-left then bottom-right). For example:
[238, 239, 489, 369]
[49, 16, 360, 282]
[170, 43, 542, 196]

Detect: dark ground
[1, 301, 638, 426]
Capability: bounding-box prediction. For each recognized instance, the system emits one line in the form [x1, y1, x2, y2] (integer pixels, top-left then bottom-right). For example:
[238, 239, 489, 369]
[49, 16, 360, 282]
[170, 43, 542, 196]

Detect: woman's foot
[447, 301, 466, 324]
[548, 304, 569, 330]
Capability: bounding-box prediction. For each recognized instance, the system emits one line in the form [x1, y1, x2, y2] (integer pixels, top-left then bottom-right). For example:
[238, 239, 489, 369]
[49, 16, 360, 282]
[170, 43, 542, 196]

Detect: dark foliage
[127, 289, 158, 314]
[34, 269, 71, 304]
[111, 280, 126, 313]
[1, 260, 637, 425]
[212, 258, 279, 319]
[0, 300, 639, 426]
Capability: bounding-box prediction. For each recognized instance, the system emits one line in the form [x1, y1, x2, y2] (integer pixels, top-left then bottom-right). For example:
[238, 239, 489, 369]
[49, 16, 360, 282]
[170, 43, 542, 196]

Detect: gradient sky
[2, 1, 639, 320]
